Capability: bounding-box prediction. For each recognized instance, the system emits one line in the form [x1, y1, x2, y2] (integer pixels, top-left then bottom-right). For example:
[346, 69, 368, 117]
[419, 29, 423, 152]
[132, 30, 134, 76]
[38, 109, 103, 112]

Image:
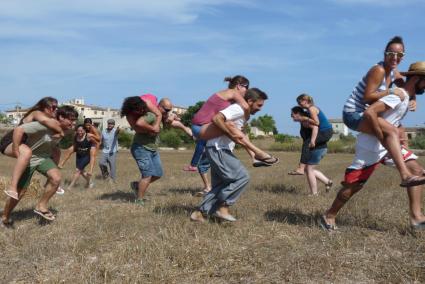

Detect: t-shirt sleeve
[21, 121, 48, 135]
[379, 94, 401, 109]
[220, 104, 244, 121]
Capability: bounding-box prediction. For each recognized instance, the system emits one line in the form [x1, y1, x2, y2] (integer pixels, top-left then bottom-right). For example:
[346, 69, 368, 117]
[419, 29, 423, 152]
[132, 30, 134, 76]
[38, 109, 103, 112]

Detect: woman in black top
[63, 125, 96, 189]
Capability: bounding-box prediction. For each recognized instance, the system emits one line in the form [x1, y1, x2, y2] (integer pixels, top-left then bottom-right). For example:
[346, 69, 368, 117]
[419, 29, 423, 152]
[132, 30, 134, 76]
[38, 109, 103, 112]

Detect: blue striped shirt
[343, 61, 395, 113]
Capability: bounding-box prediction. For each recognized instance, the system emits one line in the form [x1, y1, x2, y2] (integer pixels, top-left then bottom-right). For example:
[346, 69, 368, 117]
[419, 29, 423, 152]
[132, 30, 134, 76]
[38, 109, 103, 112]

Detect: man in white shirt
[190, 88, 269, 222]
[321, 61, 425, 230]
[99, 119, 120, 183]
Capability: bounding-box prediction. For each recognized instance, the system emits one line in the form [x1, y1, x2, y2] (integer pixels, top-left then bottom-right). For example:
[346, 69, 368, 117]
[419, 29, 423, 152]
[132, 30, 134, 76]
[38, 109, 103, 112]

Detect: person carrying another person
[321, 61, 425, 231]
[1, 105, 78, 226]
[342, 36, 425, 187]
[59, 124, 97, 189]
[291, 105, 333, 196]
[190, 88, 275, 222]
[121, 96, 162, 206]
[0, 97, 64, 200]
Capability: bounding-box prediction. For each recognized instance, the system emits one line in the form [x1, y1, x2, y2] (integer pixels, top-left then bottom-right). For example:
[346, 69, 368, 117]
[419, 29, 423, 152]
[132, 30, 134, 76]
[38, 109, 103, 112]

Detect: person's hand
[309, 141, 315, 148]
[392, 88, 408, 101]
[230, 132, 245, 144]
[152, 124, 160, 134]
[409, 100, 417, 111]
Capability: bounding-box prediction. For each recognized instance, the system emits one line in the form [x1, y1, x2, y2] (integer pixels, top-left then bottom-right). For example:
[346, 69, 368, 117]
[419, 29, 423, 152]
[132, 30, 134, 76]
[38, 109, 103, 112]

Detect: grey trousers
[199, 147, 250, 215]
[99, 152, 117, 180]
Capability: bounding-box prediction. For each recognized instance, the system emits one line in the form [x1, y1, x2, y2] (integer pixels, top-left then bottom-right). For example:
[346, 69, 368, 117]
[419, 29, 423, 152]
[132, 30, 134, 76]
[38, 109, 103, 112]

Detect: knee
[48, 172, 62, 186]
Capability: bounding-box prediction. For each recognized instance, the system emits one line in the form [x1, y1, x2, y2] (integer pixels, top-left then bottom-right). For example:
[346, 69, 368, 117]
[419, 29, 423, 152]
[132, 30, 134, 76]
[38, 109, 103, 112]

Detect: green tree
[250, 114, 277, 134]
[180, 101, 204, 127]
[0, 112, 12, 124]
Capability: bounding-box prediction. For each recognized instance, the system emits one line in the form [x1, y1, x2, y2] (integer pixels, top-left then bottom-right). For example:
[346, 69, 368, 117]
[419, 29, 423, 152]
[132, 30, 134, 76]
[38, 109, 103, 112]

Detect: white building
[63, 98, 129, 130]
[4, 106, 27, 125]
[329, 118, 348, 140]
[250, 126, 273, 137]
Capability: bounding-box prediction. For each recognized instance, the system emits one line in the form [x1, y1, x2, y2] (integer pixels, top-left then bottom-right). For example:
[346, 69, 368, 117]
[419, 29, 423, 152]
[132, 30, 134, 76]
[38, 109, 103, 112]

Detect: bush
[410, 135, 425, 149]
[327, 140, 355, 154]
[269, 141, 303, 152]
[118, 131, 134, 149]
[159, 129, 182, 149]
[274, 134, 294, 143]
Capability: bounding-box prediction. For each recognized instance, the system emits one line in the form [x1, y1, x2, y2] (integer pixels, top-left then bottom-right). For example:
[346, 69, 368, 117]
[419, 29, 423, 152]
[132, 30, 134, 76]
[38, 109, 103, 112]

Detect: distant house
[250, 126, 273, 137]
[4, 106, 28, 125]
[404, 127, 425, 140]
[329, 118, 349, 141]
[63, 98, 128, 130]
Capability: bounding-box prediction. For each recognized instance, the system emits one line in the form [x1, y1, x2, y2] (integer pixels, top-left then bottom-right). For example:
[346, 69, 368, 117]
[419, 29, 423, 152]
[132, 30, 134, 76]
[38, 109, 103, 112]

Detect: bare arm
[212, 113, 244, 144]
[308, 106, 320, 126]
[145, 100, 161, 134]
[26, 111, 64, 137]
[232, 92, 250, 119]
[126, 115, 158, 134]
[309, 125, 319, 148]
[363, 66, 402, 104]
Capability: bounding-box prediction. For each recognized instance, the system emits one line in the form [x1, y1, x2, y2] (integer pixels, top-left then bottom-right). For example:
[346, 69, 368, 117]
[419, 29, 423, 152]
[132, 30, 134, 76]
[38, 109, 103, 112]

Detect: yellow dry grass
[0, 150, 424, 283]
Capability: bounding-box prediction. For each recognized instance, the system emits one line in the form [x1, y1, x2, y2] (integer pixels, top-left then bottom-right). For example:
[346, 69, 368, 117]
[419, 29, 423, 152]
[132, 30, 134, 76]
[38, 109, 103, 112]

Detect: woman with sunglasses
[342, 36, 425, 187]
[0, 97, 64, 200]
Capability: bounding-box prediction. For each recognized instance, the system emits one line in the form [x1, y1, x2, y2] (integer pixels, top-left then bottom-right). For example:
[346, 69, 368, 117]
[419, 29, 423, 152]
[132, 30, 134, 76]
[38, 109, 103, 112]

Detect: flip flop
[4, 190, 19, 200]
[33, 209, 55, 221]
[288, 170, 304, 175]
[253, 160, 272, 167]
[400, 175, 425, 187]
[412, 220, 425, 230]
[319, 215, 337, 231]
[254, 155, 279, 165]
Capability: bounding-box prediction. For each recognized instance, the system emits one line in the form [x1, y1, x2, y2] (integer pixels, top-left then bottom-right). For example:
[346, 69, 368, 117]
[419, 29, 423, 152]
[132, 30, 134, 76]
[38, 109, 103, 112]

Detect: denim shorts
[306, 148, 327, 165]
[343, 111, 363, 131]
[131, 143, 163, 178]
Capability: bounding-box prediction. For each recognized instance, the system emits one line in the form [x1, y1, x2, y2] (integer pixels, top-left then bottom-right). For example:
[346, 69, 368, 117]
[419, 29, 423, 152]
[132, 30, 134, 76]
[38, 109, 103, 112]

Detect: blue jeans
[131, 143, 163, 178]
[190, 124, 209, 171]
[343, 111, 363, 131]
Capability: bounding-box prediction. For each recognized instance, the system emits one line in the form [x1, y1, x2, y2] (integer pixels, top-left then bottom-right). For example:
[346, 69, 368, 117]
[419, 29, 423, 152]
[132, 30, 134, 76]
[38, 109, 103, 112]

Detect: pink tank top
[192, 93, 231, 125]
[140, 93, 158, 106]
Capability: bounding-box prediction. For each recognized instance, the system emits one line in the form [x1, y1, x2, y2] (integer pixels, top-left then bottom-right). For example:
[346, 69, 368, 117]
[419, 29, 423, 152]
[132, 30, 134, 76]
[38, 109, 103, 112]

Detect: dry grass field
[1, 150, 425, 283]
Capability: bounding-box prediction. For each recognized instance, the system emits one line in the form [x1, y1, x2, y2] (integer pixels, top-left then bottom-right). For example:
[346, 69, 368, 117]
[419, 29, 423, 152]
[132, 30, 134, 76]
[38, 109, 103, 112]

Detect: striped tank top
[343, 61, 395, 113]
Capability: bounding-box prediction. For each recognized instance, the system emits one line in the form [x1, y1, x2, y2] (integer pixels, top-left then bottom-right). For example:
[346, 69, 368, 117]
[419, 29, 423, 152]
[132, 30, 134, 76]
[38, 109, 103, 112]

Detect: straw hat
[400, 61, 425, 76]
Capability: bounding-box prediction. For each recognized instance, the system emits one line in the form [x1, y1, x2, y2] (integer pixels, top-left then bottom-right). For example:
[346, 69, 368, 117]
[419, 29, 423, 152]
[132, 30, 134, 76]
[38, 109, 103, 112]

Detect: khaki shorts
[18, 158, 57, 189]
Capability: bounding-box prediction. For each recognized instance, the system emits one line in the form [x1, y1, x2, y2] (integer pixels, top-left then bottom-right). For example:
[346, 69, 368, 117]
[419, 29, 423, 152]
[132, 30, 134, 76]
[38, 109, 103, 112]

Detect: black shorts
[0, 130, 28, 154]
[76, 155, 90, 171]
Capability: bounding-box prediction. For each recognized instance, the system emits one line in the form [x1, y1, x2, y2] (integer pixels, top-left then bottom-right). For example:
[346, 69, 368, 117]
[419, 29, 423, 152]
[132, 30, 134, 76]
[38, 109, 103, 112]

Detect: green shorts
[18, 158, 57, 189]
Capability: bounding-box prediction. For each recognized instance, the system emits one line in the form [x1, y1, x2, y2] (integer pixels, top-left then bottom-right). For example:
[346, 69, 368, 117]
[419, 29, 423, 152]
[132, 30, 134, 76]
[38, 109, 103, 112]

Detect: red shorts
[344, 147, 417, 185]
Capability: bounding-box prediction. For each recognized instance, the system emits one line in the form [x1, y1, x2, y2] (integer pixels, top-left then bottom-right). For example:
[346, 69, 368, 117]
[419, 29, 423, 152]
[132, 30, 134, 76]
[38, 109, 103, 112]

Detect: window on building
[94, 111, 97, 115]
[102, 111, 104, 115]
[81, 108, 84, 111]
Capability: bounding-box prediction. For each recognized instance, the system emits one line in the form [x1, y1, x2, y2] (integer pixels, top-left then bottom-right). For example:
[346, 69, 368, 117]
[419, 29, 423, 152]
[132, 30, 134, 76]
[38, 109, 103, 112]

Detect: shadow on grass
[264, 208, 317, 226]
[168, 187, 200, 196]
[98, 190, 135, 202]
[153, 204, 193, 216]
[254, 184, 299, 195]
[2, 208, 57, 226]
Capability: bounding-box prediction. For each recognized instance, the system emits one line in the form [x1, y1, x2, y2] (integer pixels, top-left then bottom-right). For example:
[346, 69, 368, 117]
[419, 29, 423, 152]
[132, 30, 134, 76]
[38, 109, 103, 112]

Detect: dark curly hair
[120, 96, 148, 117]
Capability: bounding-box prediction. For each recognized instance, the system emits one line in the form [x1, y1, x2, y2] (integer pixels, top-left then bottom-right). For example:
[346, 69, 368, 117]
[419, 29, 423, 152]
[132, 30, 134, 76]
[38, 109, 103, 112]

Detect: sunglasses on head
[239, 84, 249, 89]
[385, 51, 405, 58]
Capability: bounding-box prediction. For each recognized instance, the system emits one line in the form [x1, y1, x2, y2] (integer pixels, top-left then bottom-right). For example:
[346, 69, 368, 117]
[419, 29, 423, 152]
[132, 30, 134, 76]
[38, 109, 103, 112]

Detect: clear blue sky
[1, 0, 424, 135]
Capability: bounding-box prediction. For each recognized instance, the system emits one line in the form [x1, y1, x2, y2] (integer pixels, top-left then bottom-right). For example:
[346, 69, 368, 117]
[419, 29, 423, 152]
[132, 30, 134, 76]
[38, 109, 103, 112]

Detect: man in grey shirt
[99, 119, 120, 183]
